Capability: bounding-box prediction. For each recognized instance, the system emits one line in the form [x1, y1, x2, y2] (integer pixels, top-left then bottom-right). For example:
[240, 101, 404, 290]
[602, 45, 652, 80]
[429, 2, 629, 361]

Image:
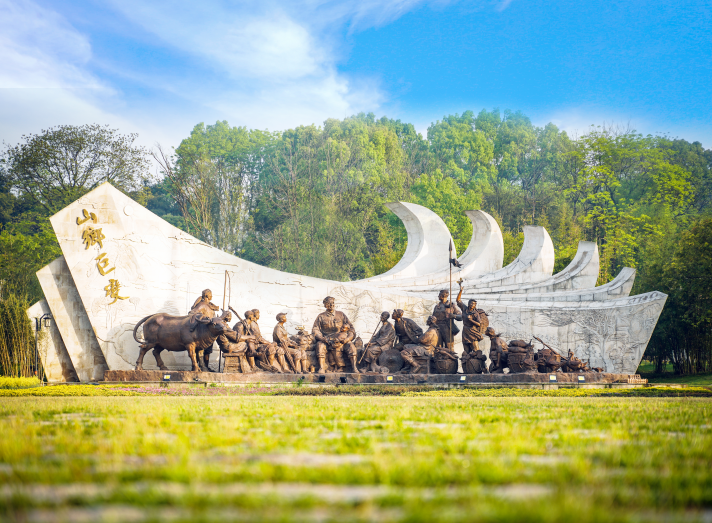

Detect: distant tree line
[1, 112, 711, 375]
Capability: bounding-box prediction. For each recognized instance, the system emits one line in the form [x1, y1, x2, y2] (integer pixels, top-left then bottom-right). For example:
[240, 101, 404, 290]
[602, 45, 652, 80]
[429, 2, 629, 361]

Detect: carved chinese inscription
[81, 226, 105, 249]
[95, 253, 115, 276]
[76, 209, 97, 225]
[104, 279, 128, 305]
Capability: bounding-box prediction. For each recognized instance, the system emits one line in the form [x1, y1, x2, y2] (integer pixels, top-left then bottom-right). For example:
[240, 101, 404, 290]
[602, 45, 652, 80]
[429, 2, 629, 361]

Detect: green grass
[3, 384, 712, 398]
[636, 361, 712, 386]
[0, 395, 710, 522]
[645, 374, 712, 386]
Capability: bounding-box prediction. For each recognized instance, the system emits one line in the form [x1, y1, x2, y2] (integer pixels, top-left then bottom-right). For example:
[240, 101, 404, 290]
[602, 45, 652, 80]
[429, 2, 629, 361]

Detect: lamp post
[34, 313, 51, 384]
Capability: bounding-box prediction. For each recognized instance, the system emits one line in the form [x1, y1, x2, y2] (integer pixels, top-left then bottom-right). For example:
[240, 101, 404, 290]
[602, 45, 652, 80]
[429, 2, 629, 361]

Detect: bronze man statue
[190, 289, 220, 318]
[362, 312, 396, 373]
[216, 311, 257, 373]
[433, 290, 461, 349]
[392, 309, 424, 349]
[455, 285, 488, 355]
[249, 309, 289, 373]
[399, 315, 441, 374]
[312, 296, 359, 373]
[273, 312, 308, 373]
[189, 289, 222, 369]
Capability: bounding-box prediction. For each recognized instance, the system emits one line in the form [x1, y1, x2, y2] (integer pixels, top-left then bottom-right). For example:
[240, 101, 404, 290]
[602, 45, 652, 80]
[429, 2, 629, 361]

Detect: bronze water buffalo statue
[133, 310, 230, 372]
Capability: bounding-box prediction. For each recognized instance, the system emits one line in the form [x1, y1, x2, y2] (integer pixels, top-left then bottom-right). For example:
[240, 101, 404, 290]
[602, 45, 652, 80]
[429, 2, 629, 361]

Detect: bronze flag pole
[447, 240, 462, 350]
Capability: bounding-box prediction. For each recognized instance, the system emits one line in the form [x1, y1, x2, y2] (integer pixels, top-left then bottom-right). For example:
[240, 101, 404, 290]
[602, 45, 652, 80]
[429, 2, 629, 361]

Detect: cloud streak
[2, 0, 445, 150]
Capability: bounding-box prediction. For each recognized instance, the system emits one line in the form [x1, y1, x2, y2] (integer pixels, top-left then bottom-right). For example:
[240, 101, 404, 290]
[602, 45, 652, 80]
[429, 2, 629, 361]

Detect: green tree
[4, 124, 150, 215]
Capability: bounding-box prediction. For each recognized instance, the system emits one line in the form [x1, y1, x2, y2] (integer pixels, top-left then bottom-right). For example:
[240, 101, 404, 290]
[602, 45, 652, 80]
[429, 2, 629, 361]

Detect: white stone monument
[29, 183, 666, 380]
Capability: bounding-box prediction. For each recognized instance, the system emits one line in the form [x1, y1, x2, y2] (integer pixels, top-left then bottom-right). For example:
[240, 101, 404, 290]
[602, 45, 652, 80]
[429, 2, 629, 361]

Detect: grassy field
[1, 393, 711, 522]
[636, 362, 712, 386]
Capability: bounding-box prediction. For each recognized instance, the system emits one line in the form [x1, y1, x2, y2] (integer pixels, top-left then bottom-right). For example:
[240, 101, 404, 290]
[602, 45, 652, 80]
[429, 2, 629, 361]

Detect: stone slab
[27, 300, 79, 383]
[36, 256, 109, 381]
[104, 370, 630, 385]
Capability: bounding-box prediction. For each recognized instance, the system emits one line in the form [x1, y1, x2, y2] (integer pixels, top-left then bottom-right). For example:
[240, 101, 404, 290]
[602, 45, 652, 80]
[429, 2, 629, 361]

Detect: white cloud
[0, 0, 470, 154]
[0, 0, 101, 89]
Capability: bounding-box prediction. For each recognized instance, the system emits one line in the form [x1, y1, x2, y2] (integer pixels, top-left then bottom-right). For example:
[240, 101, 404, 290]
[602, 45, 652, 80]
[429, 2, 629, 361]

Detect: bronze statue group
[156, 286, 601, 375]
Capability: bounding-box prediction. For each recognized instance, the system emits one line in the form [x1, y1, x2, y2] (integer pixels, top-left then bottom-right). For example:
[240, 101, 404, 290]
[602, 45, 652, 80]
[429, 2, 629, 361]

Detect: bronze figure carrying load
[561, 349, 586, 373]
[506, 339, 537, 374]
[534, 337, 564, 373]
[486, 327, 509, 373]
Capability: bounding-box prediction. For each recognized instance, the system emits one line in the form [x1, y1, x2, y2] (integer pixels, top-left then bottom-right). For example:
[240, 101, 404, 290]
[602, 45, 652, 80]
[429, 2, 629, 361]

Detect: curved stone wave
[387, 225, 555, 293]
[473, 241, 599, 295]
[357, 202, 455, 282]
[461, 268, 636, 303]
[359, 209, 504, 289]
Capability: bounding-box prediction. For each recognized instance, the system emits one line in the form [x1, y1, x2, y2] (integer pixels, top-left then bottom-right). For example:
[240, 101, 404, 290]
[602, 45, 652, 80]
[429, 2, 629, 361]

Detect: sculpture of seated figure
[273, 312, 308, 373]
[216, 312, 257, 373]
[362, 312, 396, 373]
[399, 315, 440, 374]
[249, 309, 288, 373]
[312, 297, 359, 373]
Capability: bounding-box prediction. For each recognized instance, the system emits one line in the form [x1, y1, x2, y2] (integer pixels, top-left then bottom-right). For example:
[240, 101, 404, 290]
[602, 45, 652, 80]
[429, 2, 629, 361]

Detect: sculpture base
[104, 370, 633, 386]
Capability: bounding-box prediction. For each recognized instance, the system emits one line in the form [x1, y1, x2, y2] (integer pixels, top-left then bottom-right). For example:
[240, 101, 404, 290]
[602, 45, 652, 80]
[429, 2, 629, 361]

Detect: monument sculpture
[26, 183, 667, 382]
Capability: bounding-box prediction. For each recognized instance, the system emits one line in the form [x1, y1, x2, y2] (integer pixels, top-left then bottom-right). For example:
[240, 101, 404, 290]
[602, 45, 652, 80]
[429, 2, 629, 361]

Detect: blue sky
[1, 0, 711, 154]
